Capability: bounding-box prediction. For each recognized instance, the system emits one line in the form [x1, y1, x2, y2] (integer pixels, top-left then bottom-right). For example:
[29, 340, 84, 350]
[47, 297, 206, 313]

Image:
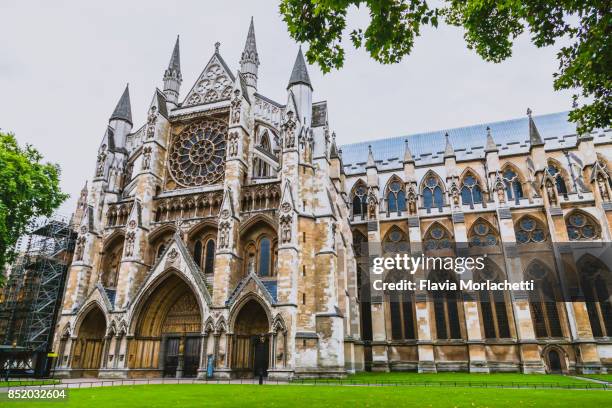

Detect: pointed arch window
[476, 265, 511, 339]
[388, 287, 416, 340]
[566, 212, 600, 241]
[527, 262, 563, 338]
[386, 179, 406, 214]
[469, 221, 498, 247]
[204, 239, 216, 274]
[383, 227, 409, 254]
[577, 257, 612, 338]
[546, 164, 568, 196]
[423, 224, 452, 251]
[502, 168, 523, 203]
[515, 216, 547, 244]
[352, 184, 367, 219]
[430, 270, 462, 340]
[259, 237, 271, 277]
[460, 173, 483, 207]
[193, 241, 202, 267]
[422, 175, 444, 212]
[194, 237, 216, 274]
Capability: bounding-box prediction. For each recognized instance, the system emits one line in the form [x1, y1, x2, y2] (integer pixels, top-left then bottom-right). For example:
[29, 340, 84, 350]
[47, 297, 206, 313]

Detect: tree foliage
[0, 132, 68, 281]
[279, 0, 611, 133]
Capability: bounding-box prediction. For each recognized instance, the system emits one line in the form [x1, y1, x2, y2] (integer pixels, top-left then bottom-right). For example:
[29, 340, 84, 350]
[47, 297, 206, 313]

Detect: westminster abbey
[53, 19, 612, 378]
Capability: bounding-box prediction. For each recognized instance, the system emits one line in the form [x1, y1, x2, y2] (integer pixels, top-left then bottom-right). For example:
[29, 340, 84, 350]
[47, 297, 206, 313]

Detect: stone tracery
[168, 119, 227, 187]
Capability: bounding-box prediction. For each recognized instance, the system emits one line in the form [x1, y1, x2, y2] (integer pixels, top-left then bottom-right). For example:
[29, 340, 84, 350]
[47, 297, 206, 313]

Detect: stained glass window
[168, 119, 227, 187]
[566, 212, 599, 241]
[515, 216, 547, 244]
[422, 175, 444, 211]
[460, 174, 483, 207]
[469, 221, 498, 247]
[502, 168, 523, 203]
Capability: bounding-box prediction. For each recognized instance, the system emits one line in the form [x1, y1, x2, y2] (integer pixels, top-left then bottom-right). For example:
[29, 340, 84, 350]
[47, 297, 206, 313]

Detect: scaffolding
[0, 215, 76, 377]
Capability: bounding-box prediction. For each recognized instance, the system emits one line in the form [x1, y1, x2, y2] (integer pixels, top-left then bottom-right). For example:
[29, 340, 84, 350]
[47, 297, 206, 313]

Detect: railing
[0, 377, 608, 390]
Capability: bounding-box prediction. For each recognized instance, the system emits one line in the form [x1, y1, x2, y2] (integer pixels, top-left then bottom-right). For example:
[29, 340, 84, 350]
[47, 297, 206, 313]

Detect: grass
[1, 384, 611, 408]
[293, 372, 604, 387]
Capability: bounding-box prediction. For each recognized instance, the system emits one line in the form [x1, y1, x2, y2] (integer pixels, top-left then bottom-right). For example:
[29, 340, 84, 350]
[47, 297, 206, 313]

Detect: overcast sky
[0, 0, 573, 214]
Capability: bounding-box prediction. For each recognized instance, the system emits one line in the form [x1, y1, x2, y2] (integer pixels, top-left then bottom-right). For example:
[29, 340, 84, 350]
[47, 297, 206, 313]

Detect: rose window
[168, 119, 227, 186]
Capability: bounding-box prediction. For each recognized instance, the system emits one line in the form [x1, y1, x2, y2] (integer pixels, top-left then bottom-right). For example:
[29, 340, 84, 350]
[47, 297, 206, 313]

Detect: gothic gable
[127, 233, 212, 325]
[182, 51, 236, 107]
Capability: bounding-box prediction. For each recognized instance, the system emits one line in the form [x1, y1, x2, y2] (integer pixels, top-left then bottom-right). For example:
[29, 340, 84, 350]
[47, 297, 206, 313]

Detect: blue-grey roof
[339, 111, 585, 174]
[110, 85, 132, 125]
[287, 48, 312, 89]
[262, 280, 277, 302]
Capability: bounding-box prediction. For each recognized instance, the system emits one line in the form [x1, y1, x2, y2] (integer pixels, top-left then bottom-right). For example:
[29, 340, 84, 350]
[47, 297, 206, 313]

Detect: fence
[0, 377, 609, 390]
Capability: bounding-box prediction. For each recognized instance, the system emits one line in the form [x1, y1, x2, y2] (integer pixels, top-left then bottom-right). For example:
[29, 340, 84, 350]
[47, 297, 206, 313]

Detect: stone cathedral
[54, 19, 612, 379]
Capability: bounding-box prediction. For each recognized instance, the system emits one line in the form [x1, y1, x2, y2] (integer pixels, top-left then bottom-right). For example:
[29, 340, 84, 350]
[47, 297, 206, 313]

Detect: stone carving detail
[184, 59, 232, 107]
[279, 214, 292, 244]
[407, 185, 417, 215]
[546, 180, 558, 206]
[299, 129, 314, 163]
[231, 90, 242, 124]
[168, 119, 227, 187]
[142, 146, 152, 170]
[74, 235, 86, 261]
[219, 221, 231, 249]
[124, 231, 136, 257]
[282, 111, 297, 149]
[493, 172, 506, 204]
[228, 131, 239, 158]
[449, 179, 460, 207]
[254, 97, 281, 127]
[96, 147, 107, 177]
[597, 174, 610, 201]
[146, 106, 157, 139]
[367, 192, 377, 220]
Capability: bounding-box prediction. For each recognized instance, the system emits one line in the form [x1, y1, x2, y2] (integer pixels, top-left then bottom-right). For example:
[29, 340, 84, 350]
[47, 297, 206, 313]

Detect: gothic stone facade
[53, 20, 612, 379]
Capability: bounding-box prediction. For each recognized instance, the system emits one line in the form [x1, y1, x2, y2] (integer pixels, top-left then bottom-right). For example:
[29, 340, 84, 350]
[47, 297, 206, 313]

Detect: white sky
[0, 0, 574, 214]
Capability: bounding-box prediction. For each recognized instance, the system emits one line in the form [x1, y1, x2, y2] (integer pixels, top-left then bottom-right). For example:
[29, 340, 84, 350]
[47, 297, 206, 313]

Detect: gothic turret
[240, 17, 260, 92]
[108, 84, 133, 149]
[287, 47, 313, 127]
[527, 108, 544, 147]
[163, 36, 182, 104]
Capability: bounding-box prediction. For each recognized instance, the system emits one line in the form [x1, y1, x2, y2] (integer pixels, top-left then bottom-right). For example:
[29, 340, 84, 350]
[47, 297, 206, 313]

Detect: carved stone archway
[129, 273, 202, 378]
[230, 298, 271, 378]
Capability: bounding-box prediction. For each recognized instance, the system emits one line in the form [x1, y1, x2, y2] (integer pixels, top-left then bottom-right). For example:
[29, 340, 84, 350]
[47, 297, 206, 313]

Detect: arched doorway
[131, 274, 202, 378]
[546, 348, 563, 373]
[232, 299, 270, 378]
[72, 306, 106, 376]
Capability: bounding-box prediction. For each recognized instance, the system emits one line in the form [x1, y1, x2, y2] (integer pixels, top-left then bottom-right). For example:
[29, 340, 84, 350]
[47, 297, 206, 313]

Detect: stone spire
[485, 126, 498, 153]
[287, 47, 312, 90]
[110, 84, 132, 125]
[527, 108, 544, 147]
[163, 36, 182, 104]
[240, 17, 260, 90]
[443, 132, 455, 158]
[366, 145, 377, 169]
[403, 139, 414, 163]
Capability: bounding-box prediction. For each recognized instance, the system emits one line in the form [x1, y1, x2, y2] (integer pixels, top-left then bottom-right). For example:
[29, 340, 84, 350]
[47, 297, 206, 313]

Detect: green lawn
[2, 384, 610, 408]
[293, 372, 603, 387]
